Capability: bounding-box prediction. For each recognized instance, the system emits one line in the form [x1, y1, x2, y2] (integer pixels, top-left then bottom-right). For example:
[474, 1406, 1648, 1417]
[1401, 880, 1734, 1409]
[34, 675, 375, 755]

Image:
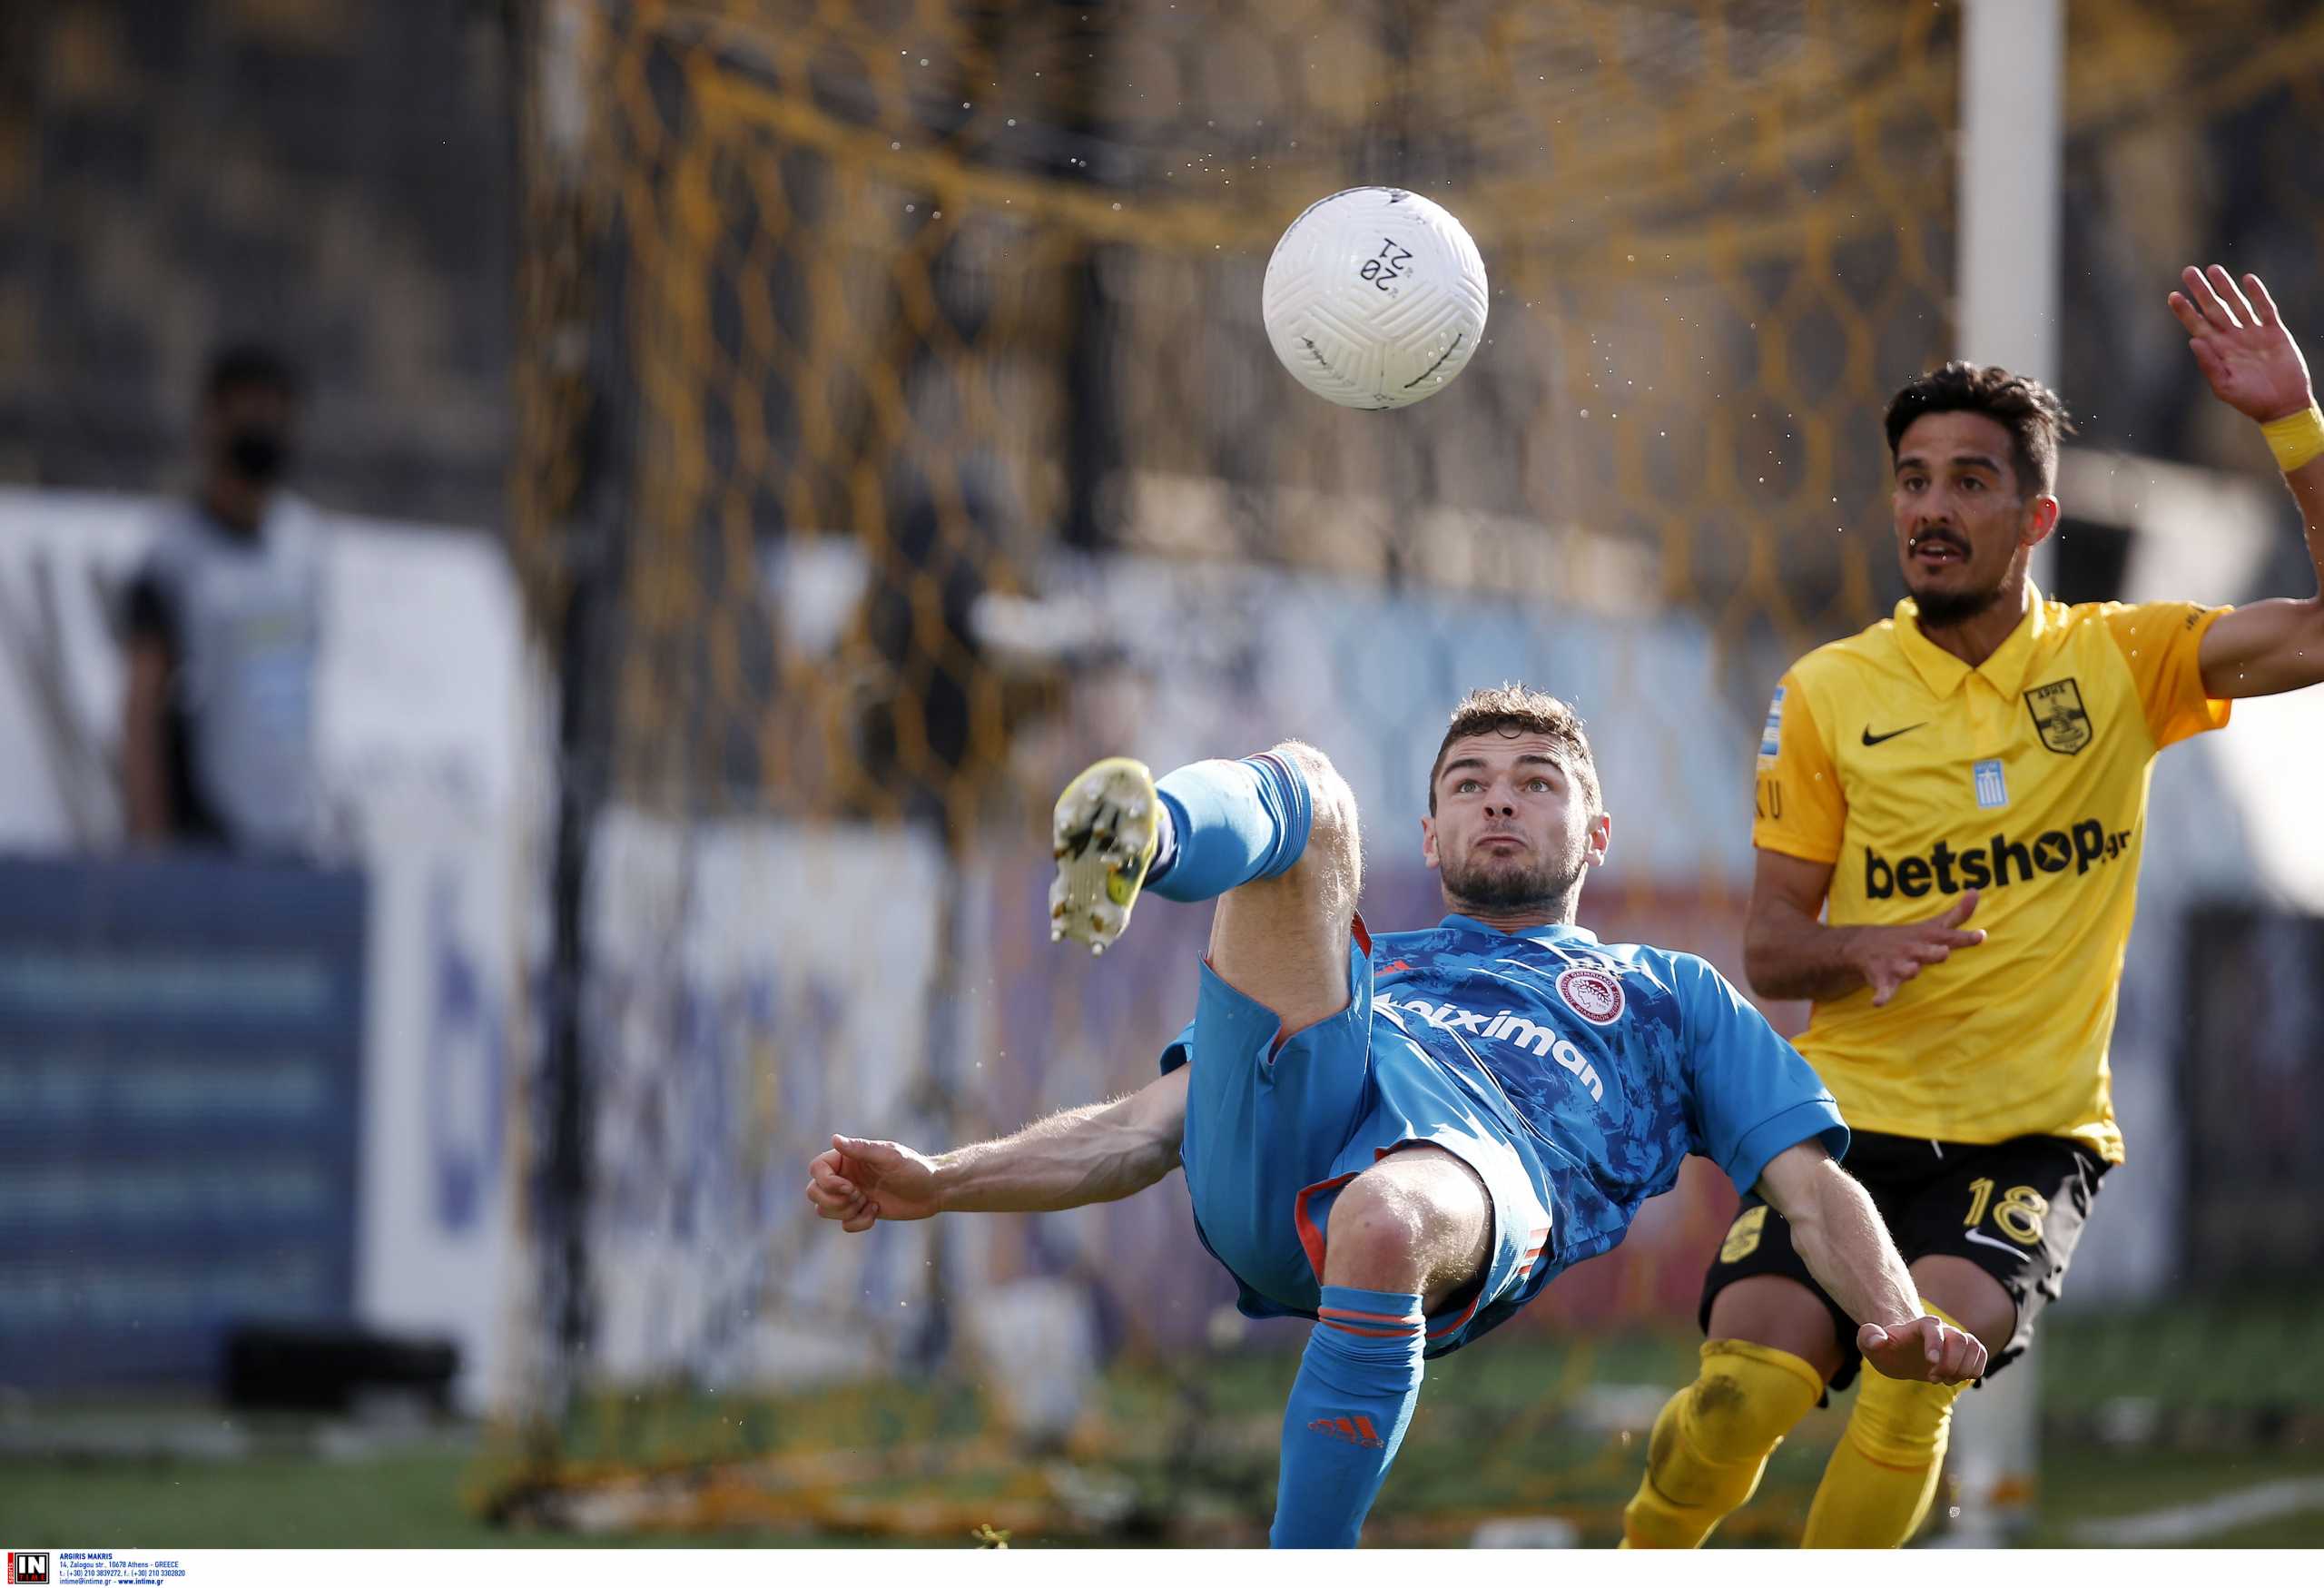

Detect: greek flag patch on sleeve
[1758, 686, 1786, 764]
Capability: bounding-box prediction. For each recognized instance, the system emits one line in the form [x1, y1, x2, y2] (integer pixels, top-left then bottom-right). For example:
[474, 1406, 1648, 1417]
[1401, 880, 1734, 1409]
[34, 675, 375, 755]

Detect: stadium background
[4, 0, 2323, 1548]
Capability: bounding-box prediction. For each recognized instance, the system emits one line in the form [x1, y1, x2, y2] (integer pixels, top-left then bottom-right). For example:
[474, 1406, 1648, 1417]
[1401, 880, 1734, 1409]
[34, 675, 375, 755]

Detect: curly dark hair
[1884, 360, 2074, 496]
[1427, 684, 1600, 814]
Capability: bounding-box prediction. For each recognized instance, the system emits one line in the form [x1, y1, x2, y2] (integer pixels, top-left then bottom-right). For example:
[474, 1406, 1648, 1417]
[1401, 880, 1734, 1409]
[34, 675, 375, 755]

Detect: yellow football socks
[1621, 1339, 1827, 1548]
[1800, 1306, 1973, 1549]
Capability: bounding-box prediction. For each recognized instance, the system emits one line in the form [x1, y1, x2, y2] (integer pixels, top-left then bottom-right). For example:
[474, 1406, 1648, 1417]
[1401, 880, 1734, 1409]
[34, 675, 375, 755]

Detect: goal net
[499, 0, 1957, 1541]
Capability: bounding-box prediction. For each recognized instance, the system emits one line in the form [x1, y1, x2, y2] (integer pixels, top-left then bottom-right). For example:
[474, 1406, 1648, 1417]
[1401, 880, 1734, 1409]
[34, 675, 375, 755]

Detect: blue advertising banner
[0, 853, 366, 1390]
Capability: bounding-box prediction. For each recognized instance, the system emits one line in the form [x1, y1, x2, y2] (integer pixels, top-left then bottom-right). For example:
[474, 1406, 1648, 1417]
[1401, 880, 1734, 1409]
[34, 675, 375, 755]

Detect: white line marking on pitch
[2068, 1476, 2324, 1545]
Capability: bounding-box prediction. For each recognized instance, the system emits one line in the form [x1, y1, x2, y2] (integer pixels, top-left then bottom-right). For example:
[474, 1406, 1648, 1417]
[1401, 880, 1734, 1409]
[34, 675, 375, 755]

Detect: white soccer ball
[1262, 186, 1490, 410]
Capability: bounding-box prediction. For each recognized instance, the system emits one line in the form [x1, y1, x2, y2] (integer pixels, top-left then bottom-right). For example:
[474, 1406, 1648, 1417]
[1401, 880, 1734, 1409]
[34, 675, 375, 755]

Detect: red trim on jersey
[1293, 1169, 1364, 1281]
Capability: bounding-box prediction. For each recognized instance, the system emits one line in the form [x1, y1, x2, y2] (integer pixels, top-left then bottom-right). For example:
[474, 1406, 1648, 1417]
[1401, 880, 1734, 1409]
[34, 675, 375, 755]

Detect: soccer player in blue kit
[806, 685, 1984, 1546]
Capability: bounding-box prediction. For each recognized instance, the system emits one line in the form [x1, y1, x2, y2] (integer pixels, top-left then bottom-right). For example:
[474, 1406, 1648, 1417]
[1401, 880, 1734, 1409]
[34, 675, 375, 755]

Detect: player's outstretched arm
[803, 1065, 1187, 1233]
[2171, 263, 2324, 698]
[1743, 849, 1984, 1006]
[1754, 1141, 1988, 1386]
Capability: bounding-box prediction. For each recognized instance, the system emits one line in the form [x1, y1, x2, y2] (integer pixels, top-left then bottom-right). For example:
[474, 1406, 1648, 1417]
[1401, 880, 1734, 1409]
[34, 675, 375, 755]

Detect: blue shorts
[1163, 932, 1559, 1356]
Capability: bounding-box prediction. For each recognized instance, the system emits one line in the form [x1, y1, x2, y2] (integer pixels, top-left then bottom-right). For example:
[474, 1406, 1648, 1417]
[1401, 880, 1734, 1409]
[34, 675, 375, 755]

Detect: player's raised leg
[1198, 742, 1361, 1033]
[1051, 741, 1453, 1551]
[1052, 742, 1356, 1031]
[1273, 1144, 1492, 1548]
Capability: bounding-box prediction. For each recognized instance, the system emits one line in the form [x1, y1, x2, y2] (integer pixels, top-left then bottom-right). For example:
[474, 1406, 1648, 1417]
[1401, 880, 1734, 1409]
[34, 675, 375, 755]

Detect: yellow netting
[516, 0, 1961, 831]
[497, 0, 1964, 1531]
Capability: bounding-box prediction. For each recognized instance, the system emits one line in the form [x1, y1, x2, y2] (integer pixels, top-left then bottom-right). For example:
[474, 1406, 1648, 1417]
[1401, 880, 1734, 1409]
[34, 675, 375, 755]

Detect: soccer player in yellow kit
[1624, 264, 2324, 1548]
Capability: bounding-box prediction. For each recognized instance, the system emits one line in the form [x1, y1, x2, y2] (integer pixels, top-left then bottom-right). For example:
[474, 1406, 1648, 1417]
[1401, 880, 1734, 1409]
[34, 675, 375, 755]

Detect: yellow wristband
[2262, 403, 2324, 473]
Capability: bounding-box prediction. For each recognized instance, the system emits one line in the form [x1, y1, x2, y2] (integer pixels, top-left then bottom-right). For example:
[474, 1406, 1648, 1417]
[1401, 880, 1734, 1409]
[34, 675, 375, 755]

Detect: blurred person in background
[121, 344, 323, 856]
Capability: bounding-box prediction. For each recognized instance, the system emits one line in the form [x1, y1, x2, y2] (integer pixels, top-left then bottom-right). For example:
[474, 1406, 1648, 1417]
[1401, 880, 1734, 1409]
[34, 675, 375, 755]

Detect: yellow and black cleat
[1049, 756, 1160, 956]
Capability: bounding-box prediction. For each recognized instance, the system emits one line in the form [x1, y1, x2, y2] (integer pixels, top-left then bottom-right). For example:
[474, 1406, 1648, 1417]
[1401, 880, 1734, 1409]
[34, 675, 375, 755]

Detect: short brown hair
[1884, 361, 2074, 497]
[1428, 684, 1600, 814]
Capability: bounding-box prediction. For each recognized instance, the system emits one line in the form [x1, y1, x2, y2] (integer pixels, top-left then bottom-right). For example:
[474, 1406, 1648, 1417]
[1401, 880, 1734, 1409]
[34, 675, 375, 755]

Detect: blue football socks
[1270, 1285, 1429, 1548]
[1145, 752, 1315, 902]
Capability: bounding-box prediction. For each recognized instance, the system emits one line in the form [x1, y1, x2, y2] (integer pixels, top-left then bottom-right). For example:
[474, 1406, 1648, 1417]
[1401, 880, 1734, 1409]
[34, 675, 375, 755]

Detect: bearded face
[1433, 812, 1592, 912]
[1892, 409, 2049, 626]
[1423, 732, 1607, 919]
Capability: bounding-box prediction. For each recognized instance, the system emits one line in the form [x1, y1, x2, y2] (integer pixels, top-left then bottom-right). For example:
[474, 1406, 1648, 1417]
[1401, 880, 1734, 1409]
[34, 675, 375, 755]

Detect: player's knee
[1706, 1276, 1846, 1384]
[1269, 739, 1361, 904]
[1683, 1342, 1826, 1462]
[1908, 1258, 2017, 1355]
[1684, 1373, 1769, 1463]
[1324, 1153, 1489, 1299]
[1322, 1176, 1434, 1293]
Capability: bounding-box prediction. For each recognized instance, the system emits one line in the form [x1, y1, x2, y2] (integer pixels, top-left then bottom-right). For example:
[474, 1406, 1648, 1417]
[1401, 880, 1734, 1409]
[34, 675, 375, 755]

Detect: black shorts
[1698, 1130, 2108, 1390]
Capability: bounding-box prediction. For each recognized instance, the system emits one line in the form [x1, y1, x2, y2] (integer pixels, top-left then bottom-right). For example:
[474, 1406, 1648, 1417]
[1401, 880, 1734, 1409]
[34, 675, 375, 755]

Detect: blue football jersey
[1364, 915, 1846, 1281]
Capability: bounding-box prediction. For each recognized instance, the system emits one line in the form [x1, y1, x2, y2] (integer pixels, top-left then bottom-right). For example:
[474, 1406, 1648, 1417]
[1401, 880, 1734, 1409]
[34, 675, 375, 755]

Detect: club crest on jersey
[2025, 676, 2093, 755]
[1556, 965, 1624, 1025]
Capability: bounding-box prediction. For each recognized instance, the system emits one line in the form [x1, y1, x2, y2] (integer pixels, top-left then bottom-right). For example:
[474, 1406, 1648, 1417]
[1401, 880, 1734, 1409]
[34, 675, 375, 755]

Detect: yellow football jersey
[1751, 584, 2232, 1163]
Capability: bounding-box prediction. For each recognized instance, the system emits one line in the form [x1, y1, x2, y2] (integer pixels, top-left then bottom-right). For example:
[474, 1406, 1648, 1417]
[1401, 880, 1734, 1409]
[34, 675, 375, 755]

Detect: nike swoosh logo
[1963, 1228, 2029, 1257]
[1862, 723, 1929, 746]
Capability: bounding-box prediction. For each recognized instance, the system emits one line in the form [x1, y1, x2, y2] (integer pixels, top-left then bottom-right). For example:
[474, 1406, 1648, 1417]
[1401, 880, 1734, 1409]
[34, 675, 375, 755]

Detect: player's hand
[1857, 1315, 1988, 1386]
[1848, 890, 1984, 1007]
[2170, 264, 2314, 424]
[804, 1134, 943, 1232]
